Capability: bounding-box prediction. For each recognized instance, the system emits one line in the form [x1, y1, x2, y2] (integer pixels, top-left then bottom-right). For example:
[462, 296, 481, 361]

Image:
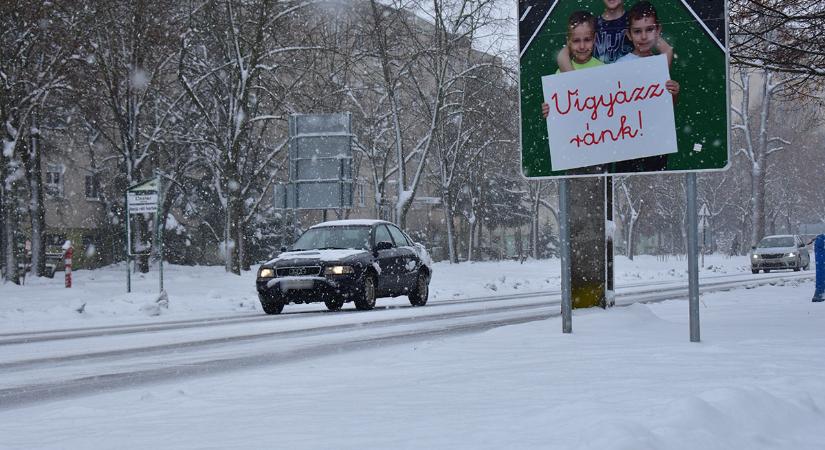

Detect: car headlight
[752, 254, 759, 259]
[259, 268, 275, 278]
[787, 252, 796, 258]
[324, 265, 354, 275]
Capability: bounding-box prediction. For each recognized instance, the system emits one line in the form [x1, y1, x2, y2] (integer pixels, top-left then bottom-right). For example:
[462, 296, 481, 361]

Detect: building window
[357, 182, 366, 207]
[45, 164, 64, 198]
[85, 174, 101, 200]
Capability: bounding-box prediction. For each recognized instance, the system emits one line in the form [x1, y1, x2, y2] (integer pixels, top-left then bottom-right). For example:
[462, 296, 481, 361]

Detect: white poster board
[127, 192, 159, 214]
[541, 54, 678, 171]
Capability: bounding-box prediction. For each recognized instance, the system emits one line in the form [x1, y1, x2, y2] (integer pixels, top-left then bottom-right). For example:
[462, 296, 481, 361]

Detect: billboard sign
[519, 0, 729, 178]
[286, 113, 353, 209]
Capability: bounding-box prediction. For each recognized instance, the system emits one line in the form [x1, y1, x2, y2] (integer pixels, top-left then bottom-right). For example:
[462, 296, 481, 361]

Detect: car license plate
[281, 279, 314, 290]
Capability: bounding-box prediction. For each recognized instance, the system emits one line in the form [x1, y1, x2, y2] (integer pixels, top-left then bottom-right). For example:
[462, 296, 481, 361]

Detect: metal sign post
[154, 172, 164, 294]
[686, 173, 701, 342]
[559, 179, 572, 333]
[125, 190, 132, 293]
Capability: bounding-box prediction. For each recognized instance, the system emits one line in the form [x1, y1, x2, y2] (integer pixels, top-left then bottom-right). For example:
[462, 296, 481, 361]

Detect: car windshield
[291, 226, 371, 251]
[757, 237, 794, 248]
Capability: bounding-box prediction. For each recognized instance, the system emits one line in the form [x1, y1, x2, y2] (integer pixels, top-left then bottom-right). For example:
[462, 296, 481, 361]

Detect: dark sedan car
[256, 220, 432, 314]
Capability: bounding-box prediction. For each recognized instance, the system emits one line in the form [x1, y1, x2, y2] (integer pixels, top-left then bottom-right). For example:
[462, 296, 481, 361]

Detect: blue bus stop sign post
[814, 234, 825, 302]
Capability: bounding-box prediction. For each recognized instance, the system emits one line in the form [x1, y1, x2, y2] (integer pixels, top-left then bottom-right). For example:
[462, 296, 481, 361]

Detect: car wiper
[317, 246, 346, 250]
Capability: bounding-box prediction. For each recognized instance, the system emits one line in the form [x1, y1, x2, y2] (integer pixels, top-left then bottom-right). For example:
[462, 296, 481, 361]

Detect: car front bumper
[751, 256, 799, 270]
[256, 274, 363, 304]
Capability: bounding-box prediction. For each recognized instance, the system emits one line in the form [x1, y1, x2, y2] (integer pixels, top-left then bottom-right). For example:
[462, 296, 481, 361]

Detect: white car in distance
[750, 234, 811, 274]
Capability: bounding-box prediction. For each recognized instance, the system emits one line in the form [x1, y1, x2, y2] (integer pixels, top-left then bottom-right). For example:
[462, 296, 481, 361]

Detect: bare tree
[365, 0, 506, 229]
[730, 67, 795, 246]
[615, 177, 645, 260]
[731, 0, 825, 95]
[1, 1, 80, 283]
[79, 0, 185, 272]
[178, 0, 314, 274]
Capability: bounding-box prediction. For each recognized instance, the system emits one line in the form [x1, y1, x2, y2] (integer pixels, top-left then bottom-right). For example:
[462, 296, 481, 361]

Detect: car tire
[751, 269, 759, 274]
[408, 271, 429, 307]
[764, 269, 771, 273]
[325, 298, 344, 311]
[354, 274, 377, 311]
[260, 296, 285, 315]
[794, 267, 801, 272]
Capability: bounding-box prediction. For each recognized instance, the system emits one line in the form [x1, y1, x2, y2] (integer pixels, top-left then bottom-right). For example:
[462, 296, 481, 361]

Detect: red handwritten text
[569, 111, 644, 148]
[551, 81, 665, 121]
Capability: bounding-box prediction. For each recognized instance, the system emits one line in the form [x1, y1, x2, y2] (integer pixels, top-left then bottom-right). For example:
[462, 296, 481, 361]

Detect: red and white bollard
[63, 241, 73, 288]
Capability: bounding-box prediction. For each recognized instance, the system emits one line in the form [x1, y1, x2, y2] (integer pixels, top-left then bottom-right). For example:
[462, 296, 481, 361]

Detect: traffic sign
[285, 113, 353, 209]
[124, 174, 167, 295]
[518, 0, 729, 178]
[127, 193, 158, 214]
[127, 178, 159, 214]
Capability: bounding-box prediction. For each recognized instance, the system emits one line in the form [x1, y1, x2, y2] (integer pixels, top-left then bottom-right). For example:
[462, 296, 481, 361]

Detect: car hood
[752, 246, 796, 255]
[265, 249, 368, 266]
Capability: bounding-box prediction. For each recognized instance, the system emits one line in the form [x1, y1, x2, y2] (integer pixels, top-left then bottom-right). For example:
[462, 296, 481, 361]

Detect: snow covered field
[1, 255, 824, 449]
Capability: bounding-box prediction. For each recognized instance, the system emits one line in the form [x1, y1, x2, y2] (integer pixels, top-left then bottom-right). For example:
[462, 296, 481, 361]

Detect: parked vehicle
[256, 220, 432, 314]
[750, 234, 810, 274]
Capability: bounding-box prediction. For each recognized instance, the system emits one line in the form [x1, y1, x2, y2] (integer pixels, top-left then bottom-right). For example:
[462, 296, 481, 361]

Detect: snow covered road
[1, 267, 823, 449]
[0, 270, 812, 409]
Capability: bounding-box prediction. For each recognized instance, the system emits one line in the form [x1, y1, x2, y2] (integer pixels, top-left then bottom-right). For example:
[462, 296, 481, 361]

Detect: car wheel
[325, 298, 344, 311]
[764, 269, 771, 273]
[260, 296, 285, 315]
[751, 269, 759, 274]
[408, 271, 429, 307]
[794, 267, 801, 272]
[354, 274, 377, 311]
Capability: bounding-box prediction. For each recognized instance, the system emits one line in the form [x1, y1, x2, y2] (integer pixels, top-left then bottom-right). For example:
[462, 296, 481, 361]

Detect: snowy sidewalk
[1, 275, 823, 449]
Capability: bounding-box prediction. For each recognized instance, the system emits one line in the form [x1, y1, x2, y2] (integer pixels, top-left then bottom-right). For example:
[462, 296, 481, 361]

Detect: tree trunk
[240, 221, 251, 272]
[626, 218, 636, 261]
[224, 199, 232, 273]
[229, 185, 243, 275]
[531, 190, 541, 259]
[21, 121, 46, 277]
[751, 162, 766, 247]
[1, 115, 19, 284]
[751, 69, 773, 247]
[466, 218, 475, 262]
[2, 186, 20, 285]
[443, 190, 457, 264]
[476, 220, 484, 261]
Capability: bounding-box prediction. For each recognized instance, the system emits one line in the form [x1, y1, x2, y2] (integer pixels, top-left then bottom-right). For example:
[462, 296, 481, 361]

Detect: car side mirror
[798, 243, 805, 248]
[280, 246, 287, 252]
[751, 246, 756, 250]
[375, 241, 393, 252]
